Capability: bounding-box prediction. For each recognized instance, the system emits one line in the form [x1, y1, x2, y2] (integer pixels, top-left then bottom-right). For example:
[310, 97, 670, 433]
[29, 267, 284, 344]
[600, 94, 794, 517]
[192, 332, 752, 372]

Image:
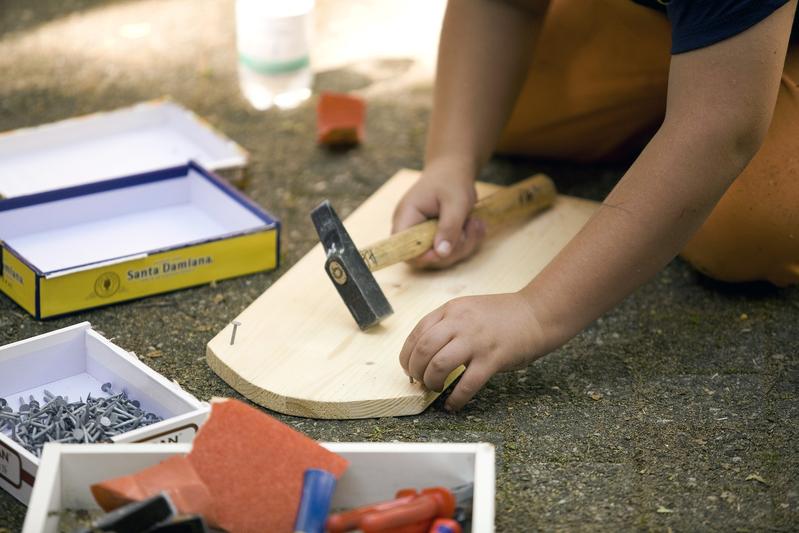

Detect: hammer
[311, 174, 557, 330]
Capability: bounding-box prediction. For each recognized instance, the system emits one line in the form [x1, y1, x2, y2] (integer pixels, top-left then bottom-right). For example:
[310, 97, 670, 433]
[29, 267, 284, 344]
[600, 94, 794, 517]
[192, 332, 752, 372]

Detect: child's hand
[392, 160, 484, 269]
[400, 292, 544, 412]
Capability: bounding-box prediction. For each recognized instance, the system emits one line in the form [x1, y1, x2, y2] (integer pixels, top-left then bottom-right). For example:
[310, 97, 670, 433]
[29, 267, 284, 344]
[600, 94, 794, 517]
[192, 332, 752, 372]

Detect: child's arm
[392, 0, 549, 268]
[401, 0, 797, 412]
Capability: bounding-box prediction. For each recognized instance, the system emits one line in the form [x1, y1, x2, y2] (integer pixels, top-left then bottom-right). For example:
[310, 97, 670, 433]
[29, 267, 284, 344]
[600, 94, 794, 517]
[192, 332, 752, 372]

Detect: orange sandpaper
[187, 399, 350, 533]
[90, 455, 220, 527]
[317, 92, 365, 145]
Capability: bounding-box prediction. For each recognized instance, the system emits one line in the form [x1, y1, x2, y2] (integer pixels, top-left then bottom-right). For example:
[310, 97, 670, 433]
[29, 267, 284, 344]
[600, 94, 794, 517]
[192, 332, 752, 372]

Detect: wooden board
[207, 170, 598, 419]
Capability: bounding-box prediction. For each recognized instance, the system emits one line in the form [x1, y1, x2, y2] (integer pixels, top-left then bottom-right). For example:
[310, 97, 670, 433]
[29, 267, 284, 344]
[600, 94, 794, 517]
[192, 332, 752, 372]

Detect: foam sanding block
[187, 399, 349, 532]
[91, 456, 220, 528]
[91, 399, 349, 533]
[317, 92, 365, 146]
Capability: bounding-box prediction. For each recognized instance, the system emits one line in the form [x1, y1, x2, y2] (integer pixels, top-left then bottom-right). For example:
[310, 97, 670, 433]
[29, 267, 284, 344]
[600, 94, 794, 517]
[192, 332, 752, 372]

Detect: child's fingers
[444, 363, 493, 412]
[414, 217, 486, 269]
[391, 202, 428, 234]
[407, 321, 455, 381]
[399, 307, 445, 374]
[407, 249, 443, 269]
[438, 217, 486, 268]
[422, 338, 470, 392]
[433, 193, 472, 259]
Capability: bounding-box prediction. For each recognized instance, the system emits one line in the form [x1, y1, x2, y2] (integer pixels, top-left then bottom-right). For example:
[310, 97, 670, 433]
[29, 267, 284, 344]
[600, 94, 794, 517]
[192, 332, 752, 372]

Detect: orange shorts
[497, 0, 799, 286]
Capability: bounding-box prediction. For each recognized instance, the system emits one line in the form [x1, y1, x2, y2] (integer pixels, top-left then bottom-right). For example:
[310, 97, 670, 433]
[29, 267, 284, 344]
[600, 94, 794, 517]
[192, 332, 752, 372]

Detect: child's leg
[497, 0, 798, 286]
[680, 44, 799, 287]
[496, 0, 671, 161]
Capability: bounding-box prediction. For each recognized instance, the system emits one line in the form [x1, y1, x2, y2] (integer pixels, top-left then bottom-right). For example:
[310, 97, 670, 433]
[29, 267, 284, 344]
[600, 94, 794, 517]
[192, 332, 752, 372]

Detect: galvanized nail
[230, 320, 242, 345]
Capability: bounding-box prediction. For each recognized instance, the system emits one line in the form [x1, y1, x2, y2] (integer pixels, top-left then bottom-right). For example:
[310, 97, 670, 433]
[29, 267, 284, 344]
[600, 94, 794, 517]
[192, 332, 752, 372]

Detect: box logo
[94, 271, 121, 298]
[132, 423, 199, 444]
[127, 256, 213, 282]
[0, 441, 21, 489]
[2, 262, 24, 286]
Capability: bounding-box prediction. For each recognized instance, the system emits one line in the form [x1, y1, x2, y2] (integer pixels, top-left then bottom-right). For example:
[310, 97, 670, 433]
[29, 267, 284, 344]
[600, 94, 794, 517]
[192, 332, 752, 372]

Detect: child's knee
[681, 181, 799, 287]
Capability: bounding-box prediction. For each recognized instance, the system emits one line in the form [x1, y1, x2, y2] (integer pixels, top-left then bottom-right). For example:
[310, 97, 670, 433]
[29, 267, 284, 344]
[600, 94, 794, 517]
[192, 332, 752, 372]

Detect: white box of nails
[0, 322, 210, 504]
[23, 442, 496, 533]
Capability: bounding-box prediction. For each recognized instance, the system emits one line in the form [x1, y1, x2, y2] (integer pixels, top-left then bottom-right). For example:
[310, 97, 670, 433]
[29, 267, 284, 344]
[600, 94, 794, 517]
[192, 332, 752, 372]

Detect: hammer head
[311, 201, 393, 330]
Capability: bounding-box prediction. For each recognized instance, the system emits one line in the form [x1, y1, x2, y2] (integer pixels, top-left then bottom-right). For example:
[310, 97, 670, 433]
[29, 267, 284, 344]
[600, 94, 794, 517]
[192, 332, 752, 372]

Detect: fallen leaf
[745, 473, 768, 485]
[656, 506, 674, 514]
[588, 391, 603, 401]
[144, 350, 163, 358]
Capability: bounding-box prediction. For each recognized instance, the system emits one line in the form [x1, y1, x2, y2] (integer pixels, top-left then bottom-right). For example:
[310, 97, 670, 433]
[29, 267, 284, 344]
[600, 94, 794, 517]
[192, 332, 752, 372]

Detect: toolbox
[22, 441, 496, 532]
[0, 323, 210, 504]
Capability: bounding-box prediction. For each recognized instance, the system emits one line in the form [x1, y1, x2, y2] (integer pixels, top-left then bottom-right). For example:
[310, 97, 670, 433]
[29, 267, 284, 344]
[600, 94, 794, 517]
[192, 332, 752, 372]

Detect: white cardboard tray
[23, 442, 495, 533]
[0, 163, 269, 276]
[0, 100, 247, 198]
[0, 323, 210, 504]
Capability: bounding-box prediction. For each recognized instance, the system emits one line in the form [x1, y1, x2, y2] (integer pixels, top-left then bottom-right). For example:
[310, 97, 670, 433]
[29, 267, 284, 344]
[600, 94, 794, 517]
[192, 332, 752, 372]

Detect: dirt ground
[0, 1, 797, 531]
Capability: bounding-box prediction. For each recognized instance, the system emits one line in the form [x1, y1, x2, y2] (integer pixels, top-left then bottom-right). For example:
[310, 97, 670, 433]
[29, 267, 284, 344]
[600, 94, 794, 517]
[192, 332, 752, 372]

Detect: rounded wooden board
[206, 170, 597, 419]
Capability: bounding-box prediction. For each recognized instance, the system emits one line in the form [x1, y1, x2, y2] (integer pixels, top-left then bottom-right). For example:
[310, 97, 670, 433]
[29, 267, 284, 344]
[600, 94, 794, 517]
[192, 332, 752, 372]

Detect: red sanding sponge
[317, 92, 365, 145]
[187, 399, 349, 533]
[90, 455, 220, 527]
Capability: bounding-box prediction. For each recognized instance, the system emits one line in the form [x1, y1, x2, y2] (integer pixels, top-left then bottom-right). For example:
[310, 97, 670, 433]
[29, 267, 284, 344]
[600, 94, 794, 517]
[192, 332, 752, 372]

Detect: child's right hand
[391, 159, 485, 269]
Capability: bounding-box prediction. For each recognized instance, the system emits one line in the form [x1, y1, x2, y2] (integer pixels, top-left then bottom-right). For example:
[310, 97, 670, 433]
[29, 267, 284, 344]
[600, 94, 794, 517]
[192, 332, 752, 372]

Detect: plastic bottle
[235, 0, 314, 110]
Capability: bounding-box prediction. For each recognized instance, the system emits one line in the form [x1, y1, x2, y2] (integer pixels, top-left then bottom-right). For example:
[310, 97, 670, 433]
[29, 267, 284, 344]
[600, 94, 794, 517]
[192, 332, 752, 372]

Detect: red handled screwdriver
[326, 483, 472, 533]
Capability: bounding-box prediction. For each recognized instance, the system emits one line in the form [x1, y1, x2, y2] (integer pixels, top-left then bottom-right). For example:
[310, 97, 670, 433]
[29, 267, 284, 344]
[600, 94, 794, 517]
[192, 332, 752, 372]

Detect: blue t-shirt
[633, 0, 795, 54]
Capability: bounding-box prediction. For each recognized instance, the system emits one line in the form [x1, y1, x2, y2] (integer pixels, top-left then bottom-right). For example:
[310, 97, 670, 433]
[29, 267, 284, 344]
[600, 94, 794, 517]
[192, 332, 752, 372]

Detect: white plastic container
[23, 442, 496, 532]
[235, 0, 315, 110]
[0, 323, 210, 504]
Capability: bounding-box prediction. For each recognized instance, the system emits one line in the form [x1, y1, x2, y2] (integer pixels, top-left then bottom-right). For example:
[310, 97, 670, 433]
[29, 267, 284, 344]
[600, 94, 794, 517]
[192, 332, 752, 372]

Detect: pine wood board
[207, 169, 598, 419]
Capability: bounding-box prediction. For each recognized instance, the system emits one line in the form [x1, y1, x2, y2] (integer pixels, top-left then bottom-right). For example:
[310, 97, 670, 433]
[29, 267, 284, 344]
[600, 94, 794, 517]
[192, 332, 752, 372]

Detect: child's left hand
[399, 292, 545, 412]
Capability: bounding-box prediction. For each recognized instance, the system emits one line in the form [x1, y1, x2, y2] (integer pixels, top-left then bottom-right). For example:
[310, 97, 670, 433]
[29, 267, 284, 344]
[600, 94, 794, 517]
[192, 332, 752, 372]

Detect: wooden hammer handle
[359, 174, 556, 271]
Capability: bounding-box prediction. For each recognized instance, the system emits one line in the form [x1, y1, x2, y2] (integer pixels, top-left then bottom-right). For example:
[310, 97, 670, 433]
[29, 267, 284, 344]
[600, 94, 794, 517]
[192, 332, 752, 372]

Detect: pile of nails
[0, 383, 162, 457]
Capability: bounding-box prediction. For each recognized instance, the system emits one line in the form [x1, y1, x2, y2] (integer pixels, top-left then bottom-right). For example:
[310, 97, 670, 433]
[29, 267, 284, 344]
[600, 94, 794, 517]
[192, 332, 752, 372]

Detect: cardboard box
[23, 441, 496, 532]
[0, 161, 279, 318]
[0, 323, 210, 504]
[0, 100, 249, 199]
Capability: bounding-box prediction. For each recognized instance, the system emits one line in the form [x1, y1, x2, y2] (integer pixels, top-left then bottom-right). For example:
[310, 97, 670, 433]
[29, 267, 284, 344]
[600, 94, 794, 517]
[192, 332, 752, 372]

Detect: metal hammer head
[311, 201, 394, 330]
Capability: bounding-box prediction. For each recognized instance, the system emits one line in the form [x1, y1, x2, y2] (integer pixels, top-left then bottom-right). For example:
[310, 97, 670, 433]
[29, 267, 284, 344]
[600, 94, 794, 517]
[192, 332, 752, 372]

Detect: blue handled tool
[293, 468, 338, 533]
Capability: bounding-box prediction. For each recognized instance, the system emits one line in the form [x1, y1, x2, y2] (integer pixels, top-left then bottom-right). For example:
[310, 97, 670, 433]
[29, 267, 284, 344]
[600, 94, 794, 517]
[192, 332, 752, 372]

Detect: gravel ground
[0, 1, 797, 531]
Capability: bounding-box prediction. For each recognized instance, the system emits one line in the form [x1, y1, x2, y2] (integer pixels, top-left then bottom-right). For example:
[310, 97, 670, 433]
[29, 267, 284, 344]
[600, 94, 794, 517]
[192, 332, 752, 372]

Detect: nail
[409, 376, 415, 384]
[101, 382, 113, 394]
[230, 320, 242, 345]
[435, 240, 452, 257]
[113, 406, 133, 419]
